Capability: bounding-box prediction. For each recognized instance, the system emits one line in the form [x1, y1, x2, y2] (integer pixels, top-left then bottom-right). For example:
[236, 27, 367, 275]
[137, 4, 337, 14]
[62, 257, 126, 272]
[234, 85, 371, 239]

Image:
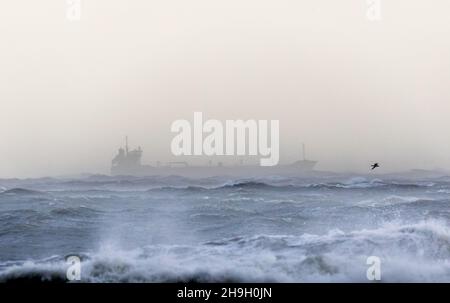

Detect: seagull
[371, 163, 380, 170]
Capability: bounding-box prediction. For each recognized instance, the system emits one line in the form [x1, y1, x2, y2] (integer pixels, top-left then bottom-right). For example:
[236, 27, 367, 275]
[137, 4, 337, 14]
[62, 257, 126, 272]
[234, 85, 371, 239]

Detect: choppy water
[1, 172, 450, 282]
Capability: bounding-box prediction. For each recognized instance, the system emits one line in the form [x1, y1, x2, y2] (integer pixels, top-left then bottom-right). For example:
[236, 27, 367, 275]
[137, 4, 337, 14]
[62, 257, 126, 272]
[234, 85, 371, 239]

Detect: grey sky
[1, 1, 450, 177]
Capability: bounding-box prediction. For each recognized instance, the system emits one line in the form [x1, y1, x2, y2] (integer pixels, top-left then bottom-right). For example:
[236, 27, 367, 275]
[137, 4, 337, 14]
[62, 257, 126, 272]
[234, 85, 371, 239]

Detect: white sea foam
[1, 220, 450, 282]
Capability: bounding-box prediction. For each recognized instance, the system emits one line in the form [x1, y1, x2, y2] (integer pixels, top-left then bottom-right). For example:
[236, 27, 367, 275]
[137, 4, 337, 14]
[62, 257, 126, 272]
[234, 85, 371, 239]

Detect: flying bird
[371, 163, 380, 170]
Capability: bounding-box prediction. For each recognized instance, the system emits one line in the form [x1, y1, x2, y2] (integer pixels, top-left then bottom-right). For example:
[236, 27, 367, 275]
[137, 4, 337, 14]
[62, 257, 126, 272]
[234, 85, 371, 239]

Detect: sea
[1, 171, 450, 282]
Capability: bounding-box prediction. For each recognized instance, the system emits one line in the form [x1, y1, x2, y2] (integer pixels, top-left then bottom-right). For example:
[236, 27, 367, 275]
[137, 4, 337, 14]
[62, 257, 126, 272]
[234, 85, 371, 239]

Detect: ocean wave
[355, 195, 441, 207]
[144, 181, 287, 192]
[0, 175, 442, 193]
[0, 188, 47, 196]
[0, 206, 102, 232]
[2, 220, 450, 283]
[49, 206, 102, 218]
[313, 177, 432, 190]
[143, 178, 434, 193]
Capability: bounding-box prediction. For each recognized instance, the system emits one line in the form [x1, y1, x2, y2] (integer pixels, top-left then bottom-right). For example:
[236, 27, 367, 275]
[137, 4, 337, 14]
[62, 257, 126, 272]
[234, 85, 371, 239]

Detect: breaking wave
[2, 220, 450, 283]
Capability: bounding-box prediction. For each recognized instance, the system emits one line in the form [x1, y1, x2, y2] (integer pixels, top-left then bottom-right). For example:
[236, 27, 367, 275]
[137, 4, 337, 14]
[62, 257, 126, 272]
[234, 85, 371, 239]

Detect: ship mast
[125, 136, 129, 155]
[302, 143, 306, 161]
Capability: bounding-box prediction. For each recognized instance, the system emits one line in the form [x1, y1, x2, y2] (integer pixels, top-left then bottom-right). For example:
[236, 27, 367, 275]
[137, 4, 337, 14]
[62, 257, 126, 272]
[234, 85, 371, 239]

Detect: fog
[1, 1, 450, 178]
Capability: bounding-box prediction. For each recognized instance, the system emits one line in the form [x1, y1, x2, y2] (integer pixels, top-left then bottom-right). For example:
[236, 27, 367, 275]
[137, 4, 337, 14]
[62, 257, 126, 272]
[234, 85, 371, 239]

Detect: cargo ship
[111, 137, 317, 177]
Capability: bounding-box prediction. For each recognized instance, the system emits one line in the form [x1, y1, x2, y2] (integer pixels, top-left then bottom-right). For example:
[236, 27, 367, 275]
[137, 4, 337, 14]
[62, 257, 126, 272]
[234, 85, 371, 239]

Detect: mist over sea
[1, 171, 450, 282]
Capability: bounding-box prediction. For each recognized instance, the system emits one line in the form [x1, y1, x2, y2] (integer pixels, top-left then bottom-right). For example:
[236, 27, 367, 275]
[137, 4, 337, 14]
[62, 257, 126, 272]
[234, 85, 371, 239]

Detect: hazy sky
[1, 1, 450, 177]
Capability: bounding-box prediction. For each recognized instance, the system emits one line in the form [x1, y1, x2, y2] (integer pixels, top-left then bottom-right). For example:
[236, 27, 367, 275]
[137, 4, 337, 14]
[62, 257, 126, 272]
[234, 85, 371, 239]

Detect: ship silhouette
[111, 137, 317, 177]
